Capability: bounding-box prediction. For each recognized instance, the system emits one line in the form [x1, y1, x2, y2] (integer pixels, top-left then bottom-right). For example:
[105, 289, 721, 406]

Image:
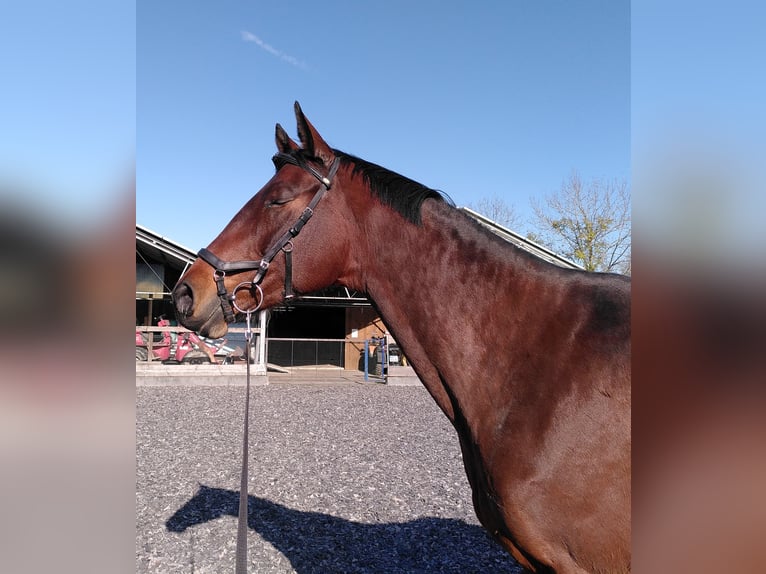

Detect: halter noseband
[196, 152, 341, 322]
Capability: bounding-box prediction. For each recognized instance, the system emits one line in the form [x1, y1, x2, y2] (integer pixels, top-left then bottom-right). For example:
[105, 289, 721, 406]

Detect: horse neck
[352, 199, 554, 425]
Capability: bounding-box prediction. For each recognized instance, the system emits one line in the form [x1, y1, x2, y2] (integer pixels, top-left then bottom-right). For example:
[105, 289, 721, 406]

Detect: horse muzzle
[172, 280, 229, 338]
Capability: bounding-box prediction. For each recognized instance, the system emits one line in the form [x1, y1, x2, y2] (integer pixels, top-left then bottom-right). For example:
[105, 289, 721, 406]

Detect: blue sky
[4, 2, 762, 263]
[0, 1, 135, 226]
[137, 1, 630, 251]
[632, 0, 766, 262]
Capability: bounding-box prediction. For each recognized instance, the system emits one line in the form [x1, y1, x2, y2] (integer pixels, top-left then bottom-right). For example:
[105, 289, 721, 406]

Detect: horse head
[173, 102, 356, 338]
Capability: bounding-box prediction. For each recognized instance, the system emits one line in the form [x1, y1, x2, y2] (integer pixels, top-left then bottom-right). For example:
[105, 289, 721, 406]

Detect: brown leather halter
[196, 152, 340, 322]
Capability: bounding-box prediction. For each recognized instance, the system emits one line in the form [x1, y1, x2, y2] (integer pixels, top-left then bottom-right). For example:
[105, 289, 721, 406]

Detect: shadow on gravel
[166, 484, 522, 573]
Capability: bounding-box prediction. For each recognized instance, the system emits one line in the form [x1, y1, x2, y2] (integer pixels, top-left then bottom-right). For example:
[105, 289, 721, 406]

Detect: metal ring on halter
[231, 281, 264, 314]
[282, 240, 294, 253]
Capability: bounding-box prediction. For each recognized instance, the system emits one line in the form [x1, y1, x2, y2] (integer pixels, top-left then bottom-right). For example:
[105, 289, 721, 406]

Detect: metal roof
[136, 224, 196, 270]
[459, 207, 583, 270]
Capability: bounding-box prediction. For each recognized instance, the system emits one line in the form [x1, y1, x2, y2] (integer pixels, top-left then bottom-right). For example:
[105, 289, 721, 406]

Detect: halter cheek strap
[197, 153, 340, 320]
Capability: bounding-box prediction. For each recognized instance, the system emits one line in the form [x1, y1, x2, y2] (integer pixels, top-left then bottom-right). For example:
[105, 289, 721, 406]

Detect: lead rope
[235, 311, 253, 574]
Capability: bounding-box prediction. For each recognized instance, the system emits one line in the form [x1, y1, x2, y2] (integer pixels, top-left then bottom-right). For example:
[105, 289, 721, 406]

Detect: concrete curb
[136, 363, 269, 386]
[386, 366, 423, 386]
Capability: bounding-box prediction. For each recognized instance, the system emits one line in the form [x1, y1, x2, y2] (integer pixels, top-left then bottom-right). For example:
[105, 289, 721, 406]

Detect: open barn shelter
[136, 224, 383, 369]
[136, 225, 196, 327]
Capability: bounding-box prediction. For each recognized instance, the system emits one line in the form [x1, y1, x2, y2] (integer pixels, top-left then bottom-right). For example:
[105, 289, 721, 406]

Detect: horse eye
[268, 197, 293, 207]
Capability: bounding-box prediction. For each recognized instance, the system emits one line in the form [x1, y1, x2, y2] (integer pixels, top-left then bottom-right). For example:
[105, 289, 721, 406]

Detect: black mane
[334, 150, 452, 225]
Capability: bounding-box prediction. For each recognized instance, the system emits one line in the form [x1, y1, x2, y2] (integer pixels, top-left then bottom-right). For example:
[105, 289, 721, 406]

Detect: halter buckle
[252, 260, 269, 285]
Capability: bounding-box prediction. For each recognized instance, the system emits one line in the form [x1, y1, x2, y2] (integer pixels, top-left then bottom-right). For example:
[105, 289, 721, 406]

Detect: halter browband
[197, 152, 340, 322]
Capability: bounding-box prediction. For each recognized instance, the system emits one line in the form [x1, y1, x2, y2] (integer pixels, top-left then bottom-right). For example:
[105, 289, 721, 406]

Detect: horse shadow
[166, 484, 522, 573]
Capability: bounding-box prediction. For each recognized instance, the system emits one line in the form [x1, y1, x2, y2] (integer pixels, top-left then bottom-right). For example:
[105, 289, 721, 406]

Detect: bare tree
[531, 172, 631, 274]
[467, 195, 521, 230]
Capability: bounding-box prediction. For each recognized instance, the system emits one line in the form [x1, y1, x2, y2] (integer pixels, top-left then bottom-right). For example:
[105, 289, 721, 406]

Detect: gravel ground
[136, 382, 523, 573]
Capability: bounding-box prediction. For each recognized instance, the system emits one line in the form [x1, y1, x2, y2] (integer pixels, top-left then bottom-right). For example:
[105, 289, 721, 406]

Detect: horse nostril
[173, 282, 194, 317]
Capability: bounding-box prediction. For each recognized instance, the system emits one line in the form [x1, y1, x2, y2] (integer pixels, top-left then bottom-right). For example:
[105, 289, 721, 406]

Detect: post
[381, 336, 388, 380]
[146, 295, 154, 362]
[364, 339, 369, 381]
[258, 310, 267, 366]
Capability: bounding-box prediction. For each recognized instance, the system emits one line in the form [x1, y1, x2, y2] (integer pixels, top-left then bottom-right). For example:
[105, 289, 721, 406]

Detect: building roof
[136, 224, 196, 270]
[459, 207, 583, 270]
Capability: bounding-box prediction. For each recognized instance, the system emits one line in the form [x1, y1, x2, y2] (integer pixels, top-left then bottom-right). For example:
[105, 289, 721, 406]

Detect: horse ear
[294, 101, 334, 165]
[275, 123, 299, 153]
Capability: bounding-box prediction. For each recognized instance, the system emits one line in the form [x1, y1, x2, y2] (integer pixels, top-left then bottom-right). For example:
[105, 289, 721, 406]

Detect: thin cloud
[241, 30, 307, 69]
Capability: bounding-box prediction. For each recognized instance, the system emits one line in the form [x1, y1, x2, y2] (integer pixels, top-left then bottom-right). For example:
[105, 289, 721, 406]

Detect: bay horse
[173, 103, 631, 573]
